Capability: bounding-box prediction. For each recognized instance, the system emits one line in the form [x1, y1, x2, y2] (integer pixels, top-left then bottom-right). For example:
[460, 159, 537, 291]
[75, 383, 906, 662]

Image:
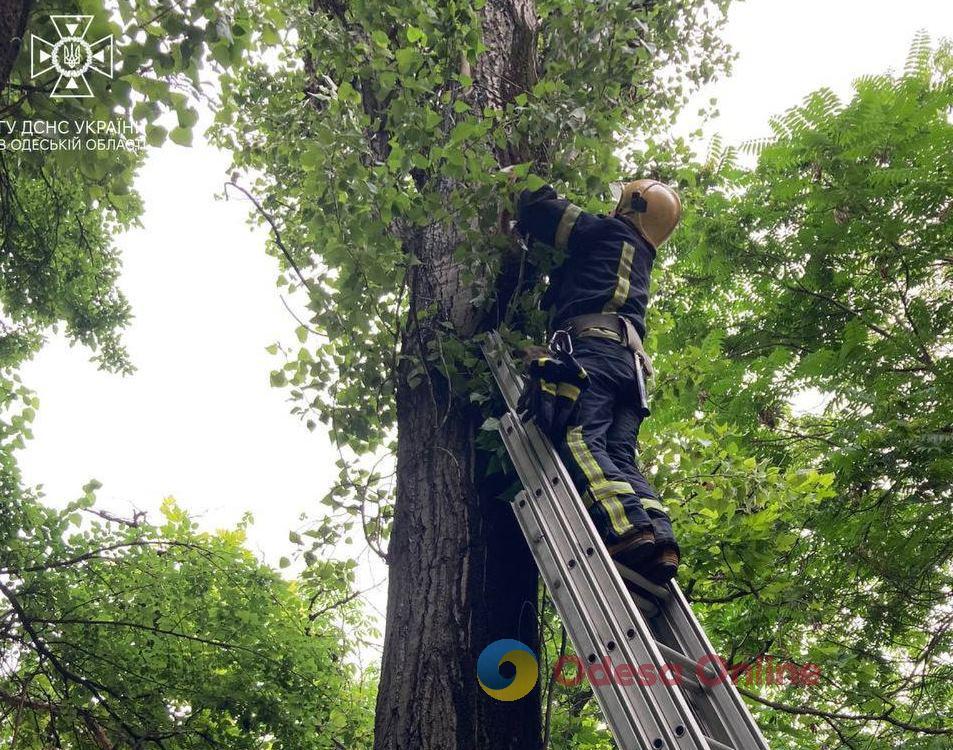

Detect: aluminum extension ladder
[482, 331, 771, 750]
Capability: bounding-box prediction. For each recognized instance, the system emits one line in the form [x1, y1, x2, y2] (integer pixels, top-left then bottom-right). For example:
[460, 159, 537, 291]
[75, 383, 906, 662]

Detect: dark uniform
[517, 186, 677, 552]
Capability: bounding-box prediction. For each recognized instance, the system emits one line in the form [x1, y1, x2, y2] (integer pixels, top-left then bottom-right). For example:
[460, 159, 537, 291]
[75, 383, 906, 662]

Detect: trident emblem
[62, 43, 83, 70]
[31, 15, 114, 99]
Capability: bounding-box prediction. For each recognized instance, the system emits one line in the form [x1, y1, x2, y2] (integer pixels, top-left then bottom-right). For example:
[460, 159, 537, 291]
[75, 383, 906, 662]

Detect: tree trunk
[376, 357, 540, 750]
[374, 3, 541, 747]
[0, 0, 30, 96]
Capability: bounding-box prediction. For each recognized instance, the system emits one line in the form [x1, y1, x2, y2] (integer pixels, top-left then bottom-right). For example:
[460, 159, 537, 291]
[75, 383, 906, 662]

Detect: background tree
[0, 0, 263, 373]
[0, 493, 374, 749]
[634, 35, 952, 748]
[212, 1, 733, 747]
[2, 4, 373, 748]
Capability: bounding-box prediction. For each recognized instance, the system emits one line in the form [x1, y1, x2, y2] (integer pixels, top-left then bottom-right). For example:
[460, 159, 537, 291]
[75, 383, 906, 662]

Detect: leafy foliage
[1, 0, 254, 372]
[2, 5, 375, 747]
[210, 0, 734, 579]
[636, 36, 953, 748]
[0, 491, 374, 749]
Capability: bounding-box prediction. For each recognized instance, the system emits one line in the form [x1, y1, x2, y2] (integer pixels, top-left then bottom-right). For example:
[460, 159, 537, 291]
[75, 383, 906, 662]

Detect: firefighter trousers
[556, 336, 677, 550]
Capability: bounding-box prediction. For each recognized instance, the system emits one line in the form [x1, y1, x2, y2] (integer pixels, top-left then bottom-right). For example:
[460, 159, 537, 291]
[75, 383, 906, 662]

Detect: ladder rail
[504, 423, 709, 749]
[660, 584, 772, 749]
[513, 488, 669, 749]
[482, 332, 772, 750]
[487, 337, 713, 749]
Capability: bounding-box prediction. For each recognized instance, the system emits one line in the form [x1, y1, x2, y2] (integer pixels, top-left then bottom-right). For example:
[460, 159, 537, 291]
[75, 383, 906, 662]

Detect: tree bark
[376, 354, 540, 750]
[376, 231, 542, 750]
[374, 4, 542, 746]
[0, 0, 30, 96]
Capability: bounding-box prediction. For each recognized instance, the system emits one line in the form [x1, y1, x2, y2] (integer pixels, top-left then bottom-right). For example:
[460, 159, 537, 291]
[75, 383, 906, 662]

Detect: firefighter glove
[517, 353, 589, 439]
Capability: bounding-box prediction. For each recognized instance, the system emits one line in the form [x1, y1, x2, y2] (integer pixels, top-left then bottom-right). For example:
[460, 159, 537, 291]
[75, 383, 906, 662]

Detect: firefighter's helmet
[613, 179, 682, 249]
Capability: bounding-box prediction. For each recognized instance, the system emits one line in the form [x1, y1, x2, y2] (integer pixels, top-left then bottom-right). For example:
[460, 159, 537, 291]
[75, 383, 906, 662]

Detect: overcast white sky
[18, 0, 953, 631]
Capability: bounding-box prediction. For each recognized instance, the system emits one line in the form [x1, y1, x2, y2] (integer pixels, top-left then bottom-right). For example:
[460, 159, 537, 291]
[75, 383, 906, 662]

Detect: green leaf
[395, 47, 420, 73]
[169, 126, 193, 146]
[176, 106, 200, 129]
[525, 174, 547, 191]
[406, 26, 427, 45]
[145, 124, 168, 147]
[300, 147, 322, 169]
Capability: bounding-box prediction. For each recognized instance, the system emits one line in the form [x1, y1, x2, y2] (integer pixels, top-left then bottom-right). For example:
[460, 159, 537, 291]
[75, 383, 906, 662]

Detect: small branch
[308, 586, 371, 622]
[280, 294, 329, 338]
[737, 687, 952, 736]
[3, 540, 211, 575]
[224, 181, 316, 296]
[85, 508, 146, 527]
[540, 626, 566, 750]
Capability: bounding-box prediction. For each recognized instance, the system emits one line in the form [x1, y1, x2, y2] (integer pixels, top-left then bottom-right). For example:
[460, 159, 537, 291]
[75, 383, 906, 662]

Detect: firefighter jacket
[516, 185, 656, 340]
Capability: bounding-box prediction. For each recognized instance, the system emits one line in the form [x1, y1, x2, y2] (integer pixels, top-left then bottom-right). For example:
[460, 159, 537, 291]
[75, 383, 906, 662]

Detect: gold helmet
[613, 179, 682, 249]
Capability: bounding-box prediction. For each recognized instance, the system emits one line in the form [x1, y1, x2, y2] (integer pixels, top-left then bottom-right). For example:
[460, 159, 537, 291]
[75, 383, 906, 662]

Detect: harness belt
[556, 313, 654, 412]
[562, 313, 653, 375]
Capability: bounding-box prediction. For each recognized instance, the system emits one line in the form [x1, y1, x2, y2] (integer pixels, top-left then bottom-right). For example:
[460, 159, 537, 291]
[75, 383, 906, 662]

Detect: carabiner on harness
[549, 329, 573, 356]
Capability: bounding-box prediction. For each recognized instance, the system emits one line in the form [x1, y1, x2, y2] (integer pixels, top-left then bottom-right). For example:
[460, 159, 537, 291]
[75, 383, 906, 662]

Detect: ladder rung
[672, 668, 702, 693]
[702, 736, 735, 750]
[615, 562, 671, 601]
[655, 642, 719, 682]
[630, 591, 660, 618]
[679, 674, 703, 693]
[656, 642, 703, 679]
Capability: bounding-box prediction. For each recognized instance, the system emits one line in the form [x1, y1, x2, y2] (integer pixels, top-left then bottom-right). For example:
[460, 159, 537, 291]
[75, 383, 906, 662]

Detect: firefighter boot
[607, 527, 656, 569]
[643, 509, 680, 584]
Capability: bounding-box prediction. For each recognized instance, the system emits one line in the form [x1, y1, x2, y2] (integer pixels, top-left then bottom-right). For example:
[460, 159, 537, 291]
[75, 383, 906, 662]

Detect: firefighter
[511, 178, 682, 584]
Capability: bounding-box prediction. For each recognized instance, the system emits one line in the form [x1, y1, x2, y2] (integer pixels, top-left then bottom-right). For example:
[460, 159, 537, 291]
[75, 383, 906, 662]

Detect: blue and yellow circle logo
[477, 639, 539, 701]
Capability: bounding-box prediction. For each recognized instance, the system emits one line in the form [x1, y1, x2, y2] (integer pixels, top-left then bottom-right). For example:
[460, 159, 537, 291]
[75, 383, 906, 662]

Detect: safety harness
[553, 313, 653, 414]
